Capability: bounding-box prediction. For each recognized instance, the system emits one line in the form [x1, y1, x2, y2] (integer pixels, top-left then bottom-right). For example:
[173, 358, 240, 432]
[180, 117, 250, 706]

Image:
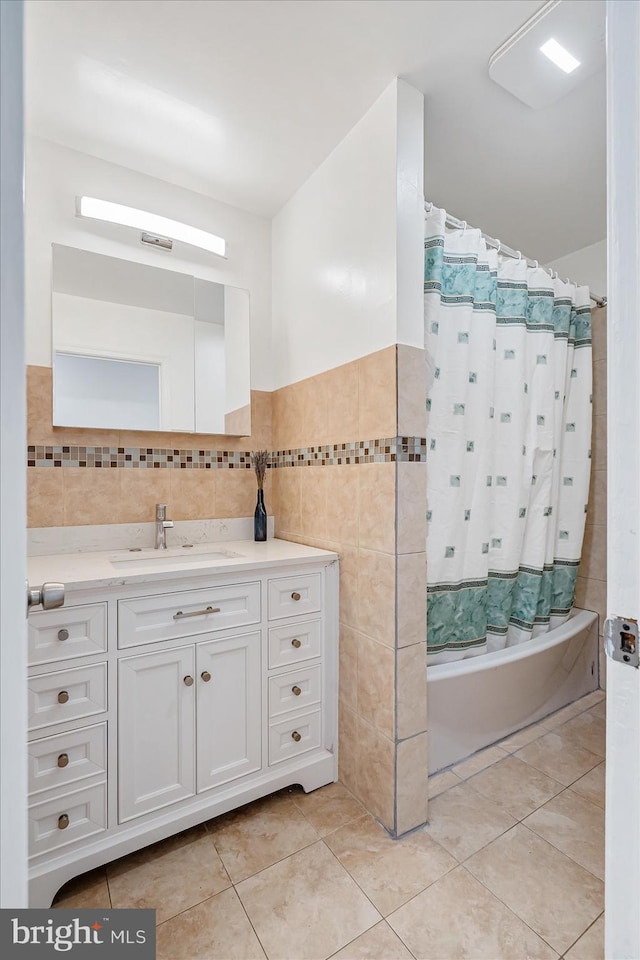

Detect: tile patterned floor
[54, 692, 606, 960]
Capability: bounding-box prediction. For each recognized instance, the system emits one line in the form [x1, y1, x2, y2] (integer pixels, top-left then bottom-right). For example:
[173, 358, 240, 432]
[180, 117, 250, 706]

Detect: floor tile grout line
[231, 882, 272, 960]
[460, 826, 601, 956]
[520, 813, 605, 884]
[455, 861, 565, 958]
[324, 919, 419, 960]
[212, 831, 322, 887]
[560, 909, 605, 958]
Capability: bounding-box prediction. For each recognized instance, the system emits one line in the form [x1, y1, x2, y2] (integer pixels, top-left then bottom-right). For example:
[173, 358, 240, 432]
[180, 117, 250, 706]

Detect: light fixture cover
[77, 197, 226, 257]
[539, 37, 581, 74]
[489, 0, 604, 110]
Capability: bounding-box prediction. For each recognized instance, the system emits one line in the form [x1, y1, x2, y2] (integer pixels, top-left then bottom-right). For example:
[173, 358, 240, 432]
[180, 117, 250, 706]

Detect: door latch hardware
[605, 617, 639, 668]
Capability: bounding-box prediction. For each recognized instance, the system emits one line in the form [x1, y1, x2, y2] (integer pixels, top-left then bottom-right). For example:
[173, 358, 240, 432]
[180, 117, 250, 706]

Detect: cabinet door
[196, 632, 261, 792]
[118, 646, 195, 822]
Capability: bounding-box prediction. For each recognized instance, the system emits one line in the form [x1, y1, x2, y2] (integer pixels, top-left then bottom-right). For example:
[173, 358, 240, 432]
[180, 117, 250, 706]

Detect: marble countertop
[28, 538, 338, 592]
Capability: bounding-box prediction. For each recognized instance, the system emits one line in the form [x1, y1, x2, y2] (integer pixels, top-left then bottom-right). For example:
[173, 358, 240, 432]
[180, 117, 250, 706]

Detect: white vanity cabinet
[26, 541, 338, 907]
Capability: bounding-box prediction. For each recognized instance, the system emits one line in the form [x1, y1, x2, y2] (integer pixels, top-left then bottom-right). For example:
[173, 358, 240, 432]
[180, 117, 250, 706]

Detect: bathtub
[427, 608, 600, 774]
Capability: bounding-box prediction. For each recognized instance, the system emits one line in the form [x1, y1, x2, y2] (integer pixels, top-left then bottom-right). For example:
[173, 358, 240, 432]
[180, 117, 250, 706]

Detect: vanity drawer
[28, 723, 107, 797]
[28, 663, 107, 732]
[269, 665, 321, 719]
[118, 582, 261, 648]
[268, 710, 322, 765]
[28, 603, 107, 666]
[268, 619, 322, 669]
[29, 783, 107, 859]
[268, 574, 321, 621]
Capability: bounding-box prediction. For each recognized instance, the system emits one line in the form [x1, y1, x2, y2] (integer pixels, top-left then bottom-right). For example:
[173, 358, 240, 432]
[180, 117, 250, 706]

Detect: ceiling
[25, 0, 606, 263]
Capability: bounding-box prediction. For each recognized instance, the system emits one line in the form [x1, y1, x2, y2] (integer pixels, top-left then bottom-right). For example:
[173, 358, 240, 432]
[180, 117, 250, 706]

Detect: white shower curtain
[424, 206, 592, 662]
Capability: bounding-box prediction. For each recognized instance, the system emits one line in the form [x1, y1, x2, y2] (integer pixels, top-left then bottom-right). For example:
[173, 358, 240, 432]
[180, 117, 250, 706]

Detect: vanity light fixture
[76, 197, 226, 257]
[539, 37, 581, 74]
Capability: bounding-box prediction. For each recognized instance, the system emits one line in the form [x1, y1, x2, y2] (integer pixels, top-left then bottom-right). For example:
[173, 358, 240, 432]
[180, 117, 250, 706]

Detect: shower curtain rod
[424, 202, 607, 309]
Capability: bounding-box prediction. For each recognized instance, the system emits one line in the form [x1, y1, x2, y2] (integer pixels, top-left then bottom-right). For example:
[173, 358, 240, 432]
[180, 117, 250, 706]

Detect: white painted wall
[271, 78, 424, 388]
[0, 0, 27, 907]
[546, 238, 607, 300]
[25, 137, 272, 390]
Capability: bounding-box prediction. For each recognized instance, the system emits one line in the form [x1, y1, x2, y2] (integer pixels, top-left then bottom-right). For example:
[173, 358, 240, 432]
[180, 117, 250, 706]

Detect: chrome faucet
[155, 503, 174, 550]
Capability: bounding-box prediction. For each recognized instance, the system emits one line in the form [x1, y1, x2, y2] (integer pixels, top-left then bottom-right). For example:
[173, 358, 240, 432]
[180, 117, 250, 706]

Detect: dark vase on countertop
[254, 488, 267, 541]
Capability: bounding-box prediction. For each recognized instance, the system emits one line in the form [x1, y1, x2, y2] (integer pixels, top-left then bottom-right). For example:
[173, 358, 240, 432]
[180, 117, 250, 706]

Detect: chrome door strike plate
[605, 617, 639, 667]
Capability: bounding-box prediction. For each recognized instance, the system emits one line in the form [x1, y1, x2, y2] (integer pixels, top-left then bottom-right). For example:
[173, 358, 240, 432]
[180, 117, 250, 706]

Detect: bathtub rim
[427, 608, 598, 683]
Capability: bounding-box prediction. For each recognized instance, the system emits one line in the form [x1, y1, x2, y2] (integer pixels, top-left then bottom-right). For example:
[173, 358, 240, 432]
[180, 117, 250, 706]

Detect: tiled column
[271, 345, 430, 836]
[395, 345, 428, 834]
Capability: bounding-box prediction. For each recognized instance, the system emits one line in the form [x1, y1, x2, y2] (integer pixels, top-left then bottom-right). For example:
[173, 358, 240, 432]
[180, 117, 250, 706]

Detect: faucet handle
[156, 503, 167, 520]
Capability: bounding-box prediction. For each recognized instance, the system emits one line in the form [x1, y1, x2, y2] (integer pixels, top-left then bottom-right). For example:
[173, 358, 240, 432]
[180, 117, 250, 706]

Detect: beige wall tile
[215, 469, 260, 519]
[325, 465, 359, 546]
[355, 717, 395, 830]
[357, 549, 396, 647]
[118, 469, 172, 525]
[396, 642, 427, 740]
[273, 466, 302, 536]
[579, 524, 607, 582]
[300, 374, 328, 448]
[339, 623, 358, 713]
[396, 461, 426, 554]
[396, 733, 428, 835]
[325, 360, 359, 445]
[271, 383, 297, 451]
[224, 403, 251, 438]
[397, 345, 426, 438]
[358, 462, 396, 554]
[299, 465, 329, 540]
[574, 577, 606, 635]
[62, 467, 122, 526]
[169, 469, 216, 521]
[397, 552, 427, 648]
[27, 365, 55, 444]
[339, 703, 358, 795]
[339, 545, 359, 630]
[592, 414, 607, 468]
[591, 307, 607, 361]
[356, 633, 395, 739]
[28, 468, 64, 527]
[587, 468, 606, 528]
[592, 359, 607, 417]
[358, 347, 397, 440]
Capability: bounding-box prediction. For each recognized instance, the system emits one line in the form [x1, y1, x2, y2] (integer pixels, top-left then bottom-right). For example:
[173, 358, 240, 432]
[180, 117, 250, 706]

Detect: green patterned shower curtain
[424, 206, 592, 661]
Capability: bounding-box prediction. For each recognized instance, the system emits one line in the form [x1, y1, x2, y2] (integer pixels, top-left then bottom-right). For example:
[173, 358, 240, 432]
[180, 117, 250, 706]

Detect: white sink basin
[110, 545, 242, 569]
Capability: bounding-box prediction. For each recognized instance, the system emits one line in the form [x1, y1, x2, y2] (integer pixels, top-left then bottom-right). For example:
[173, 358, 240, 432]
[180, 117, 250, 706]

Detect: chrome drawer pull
[173, 606, 220, 620]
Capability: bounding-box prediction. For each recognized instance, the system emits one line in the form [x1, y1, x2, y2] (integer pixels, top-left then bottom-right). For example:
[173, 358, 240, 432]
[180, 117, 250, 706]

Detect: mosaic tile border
[27, 437, 427, 469]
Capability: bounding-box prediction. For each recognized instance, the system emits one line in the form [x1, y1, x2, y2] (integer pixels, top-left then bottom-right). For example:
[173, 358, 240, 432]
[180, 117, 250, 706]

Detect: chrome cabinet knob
[57, 753, 69, 768]
[292, 685, 302, 697]
[58, 814, 70, 830]
[57, 628, 69, 642]
[291, 592, 301, 602]
[201, 671, 211, 682]
[291, 639, 301, 649]
[57, 690, 69, 704]
[291, 731, 301, 743]
[183, 675, 194, 687]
